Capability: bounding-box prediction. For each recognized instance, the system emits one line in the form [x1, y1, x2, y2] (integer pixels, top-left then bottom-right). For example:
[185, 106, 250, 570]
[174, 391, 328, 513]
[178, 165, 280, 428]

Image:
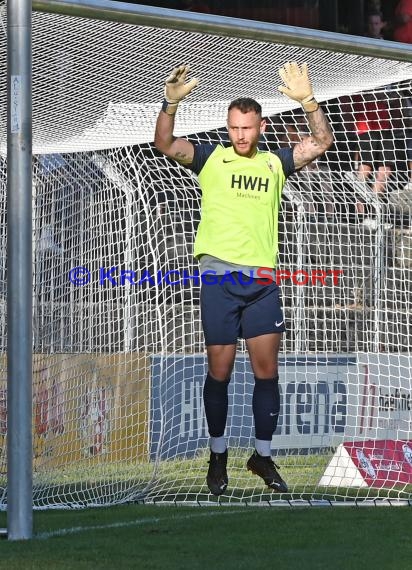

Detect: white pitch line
[36, 508, 259, 540]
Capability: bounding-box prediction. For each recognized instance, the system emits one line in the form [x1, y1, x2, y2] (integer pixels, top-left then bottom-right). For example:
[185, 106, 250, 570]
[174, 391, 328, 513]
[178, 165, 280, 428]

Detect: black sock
[252, 376, 280, 440]
[203, 373, 230, 437]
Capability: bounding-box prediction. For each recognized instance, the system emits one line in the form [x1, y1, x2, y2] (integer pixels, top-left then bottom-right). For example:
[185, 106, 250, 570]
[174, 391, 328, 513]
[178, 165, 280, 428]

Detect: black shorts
[200, 272, 286, 346]
[358, 130, 396, 168]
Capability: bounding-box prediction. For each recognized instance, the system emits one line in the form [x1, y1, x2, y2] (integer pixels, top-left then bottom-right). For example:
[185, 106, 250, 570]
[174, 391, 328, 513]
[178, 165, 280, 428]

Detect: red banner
[344, 440, 412, 488]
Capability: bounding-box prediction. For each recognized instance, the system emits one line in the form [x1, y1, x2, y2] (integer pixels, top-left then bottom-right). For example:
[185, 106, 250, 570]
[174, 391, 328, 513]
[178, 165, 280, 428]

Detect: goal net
[1, 0, 412, 507]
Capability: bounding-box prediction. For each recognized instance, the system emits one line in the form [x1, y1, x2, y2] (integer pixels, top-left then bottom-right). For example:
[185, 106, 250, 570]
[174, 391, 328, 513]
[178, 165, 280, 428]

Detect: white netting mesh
[0, 2, 412, 507]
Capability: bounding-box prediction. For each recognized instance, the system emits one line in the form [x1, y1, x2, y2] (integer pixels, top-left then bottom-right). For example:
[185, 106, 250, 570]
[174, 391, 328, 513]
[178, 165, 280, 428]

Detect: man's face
[368, 15, 384, 37]
[227, 108, 266, 158]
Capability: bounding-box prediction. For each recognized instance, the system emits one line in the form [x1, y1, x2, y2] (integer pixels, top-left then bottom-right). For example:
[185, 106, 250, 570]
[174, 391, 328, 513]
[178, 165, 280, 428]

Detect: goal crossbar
[32, 0, 412, 63]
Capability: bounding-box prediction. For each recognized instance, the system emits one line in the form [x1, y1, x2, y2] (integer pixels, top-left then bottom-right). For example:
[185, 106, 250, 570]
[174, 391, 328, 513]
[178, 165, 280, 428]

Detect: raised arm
[278, 62, 333, 170]
[292, 107, 333, 170]
[154, 65, 198, 166]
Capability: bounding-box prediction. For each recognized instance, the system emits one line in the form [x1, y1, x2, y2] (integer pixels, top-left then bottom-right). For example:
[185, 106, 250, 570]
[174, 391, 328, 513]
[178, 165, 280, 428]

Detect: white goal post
[1, 0, 412, 508]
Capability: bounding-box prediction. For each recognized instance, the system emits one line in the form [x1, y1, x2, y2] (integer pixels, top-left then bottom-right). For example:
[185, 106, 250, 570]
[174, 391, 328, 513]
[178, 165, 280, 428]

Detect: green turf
[0, 503, 411, 569]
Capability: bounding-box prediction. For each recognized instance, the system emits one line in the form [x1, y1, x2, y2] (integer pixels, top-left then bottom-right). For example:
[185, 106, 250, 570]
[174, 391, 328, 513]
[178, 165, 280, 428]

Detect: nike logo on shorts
[275, 321, 284, 327]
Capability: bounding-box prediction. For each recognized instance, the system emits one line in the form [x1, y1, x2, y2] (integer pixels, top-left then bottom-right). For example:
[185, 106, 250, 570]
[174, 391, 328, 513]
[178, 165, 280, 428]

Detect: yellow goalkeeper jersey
[191, 144, 294, 268]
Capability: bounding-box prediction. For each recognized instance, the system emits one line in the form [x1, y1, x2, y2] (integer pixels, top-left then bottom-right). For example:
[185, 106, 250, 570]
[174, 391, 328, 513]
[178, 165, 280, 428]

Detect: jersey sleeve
[272, 147, 295, 178]
[187, 144, 217, 175]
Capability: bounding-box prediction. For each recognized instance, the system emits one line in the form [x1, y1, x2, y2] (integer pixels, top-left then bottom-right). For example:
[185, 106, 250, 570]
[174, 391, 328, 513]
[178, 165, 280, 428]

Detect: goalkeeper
[154, 62, 333, 496]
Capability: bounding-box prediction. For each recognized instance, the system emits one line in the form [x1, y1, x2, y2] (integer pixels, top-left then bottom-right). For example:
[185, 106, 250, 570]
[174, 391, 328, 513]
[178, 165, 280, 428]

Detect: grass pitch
[0, 452, 410, 568]
[0, 503, 411, 569]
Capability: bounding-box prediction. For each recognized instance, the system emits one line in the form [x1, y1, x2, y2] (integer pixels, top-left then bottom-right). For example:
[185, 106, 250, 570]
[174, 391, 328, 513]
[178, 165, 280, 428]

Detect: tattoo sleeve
[306, 107, 333, 149]
[293, 107, 333, 169]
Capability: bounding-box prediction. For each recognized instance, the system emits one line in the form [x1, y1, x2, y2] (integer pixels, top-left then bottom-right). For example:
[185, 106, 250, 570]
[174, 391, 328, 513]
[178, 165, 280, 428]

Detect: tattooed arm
[154, 108, 194, 166]
[277, 62, 333, 170]
[292, 106, 333, 170]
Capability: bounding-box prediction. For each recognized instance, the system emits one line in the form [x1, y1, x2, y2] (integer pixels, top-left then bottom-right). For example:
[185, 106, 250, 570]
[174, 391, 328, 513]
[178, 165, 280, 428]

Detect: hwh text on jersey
[231, 174, 269, 192]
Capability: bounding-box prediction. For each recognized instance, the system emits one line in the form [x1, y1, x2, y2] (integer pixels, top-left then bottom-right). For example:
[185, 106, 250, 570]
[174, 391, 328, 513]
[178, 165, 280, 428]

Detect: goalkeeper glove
[278, 62, 319, 113]
[162, 65, 199, 115]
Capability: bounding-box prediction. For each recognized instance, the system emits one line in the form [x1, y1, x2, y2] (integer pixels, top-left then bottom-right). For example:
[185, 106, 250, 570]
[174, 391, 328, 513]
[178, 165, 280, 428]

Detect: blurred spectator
[393, 0, 412, 43]
[364, 11, 388, 38]
[280, 121, 304, 146]
[387, 127, 412, 225]
[344, 92, 396, 221]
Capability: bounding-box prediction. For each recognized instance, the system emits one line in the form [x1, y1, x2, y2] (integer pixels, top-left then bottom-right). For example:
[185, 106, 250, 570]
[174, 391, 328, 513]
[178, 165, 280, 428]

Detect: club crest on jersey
[267, 160, 273, 172]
